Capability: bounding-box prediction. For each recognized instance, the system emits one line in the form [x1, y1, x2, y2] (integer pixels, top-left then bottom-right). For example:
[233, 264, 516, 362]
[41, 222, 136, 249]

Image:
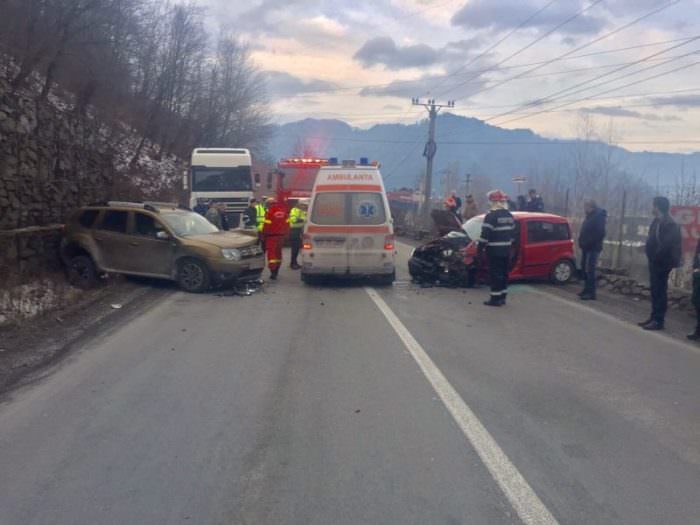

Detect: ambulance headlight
[221, 248, 242, 261]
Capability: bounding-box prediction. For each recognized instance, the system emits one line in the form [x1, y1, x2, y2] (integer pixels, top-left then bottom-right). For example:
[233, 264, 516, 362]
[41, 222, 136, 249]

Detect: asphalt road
[1, 242, 699, 524]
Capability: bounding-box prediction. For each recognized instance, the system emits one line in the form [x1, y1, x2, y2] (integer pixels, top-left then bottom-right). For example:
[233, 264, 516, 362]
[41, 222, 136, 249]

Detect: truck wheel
[551, 259, 574, 285]
[177, 258, 210, 293]
[68, 255, 98, 289]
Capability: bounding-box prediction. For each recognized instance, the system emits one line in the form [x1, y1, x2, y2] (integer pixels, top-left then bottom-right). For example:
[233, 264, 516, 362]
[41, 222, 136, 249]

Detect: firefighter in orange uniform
[262, 197, 290, 280]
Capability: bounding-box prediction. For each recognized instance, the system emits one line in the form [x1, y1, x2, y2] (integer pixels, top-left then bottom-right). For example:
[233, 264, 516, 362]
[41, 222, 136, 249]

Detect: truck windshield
[311, 192, 386, 225]
[192, 166, 252, 192]
[161, 212, 219, 236]
[281, 166, 319, 193]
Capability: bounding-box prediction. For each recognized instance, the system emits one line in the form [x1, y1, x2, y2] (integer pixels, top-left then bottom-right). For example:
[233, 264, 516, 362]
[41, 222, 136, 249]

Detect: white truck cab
[301, 158, 395, 284]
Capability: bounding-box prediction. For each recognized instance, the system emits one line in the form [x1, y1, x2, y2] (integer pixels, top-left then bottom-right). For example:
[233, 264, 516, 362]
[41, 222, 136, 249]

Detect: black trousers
[692, 273, 700, 331]
[488, 255, 509, 297]
[290, 229, 303, 265]
[649, 264, 671, 324]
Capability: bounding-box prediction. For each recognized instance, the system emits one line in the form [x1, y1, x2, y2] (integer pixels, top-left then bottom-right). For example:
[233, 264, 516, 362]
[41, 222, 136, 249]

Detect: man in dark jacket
[688, 239, 700, 341]
[578, 199, 607, 300]
[639, 196, 682, 331]
[525, 189, 544, 212]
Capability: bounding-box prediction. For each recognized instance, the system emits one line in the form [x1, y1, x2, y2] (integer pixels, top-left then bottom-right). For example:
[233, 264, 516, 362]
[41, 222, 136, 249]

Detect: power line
[270, 86, 700, 124]
[292, 136, 700, 145]
[279, 36, 697, 100]
[447, 0, 682, 102]
[494, 57, 700, 126]
[486, 36, 700, 123]
[429, 0, 560, 94]
[441, 0, 606, 98]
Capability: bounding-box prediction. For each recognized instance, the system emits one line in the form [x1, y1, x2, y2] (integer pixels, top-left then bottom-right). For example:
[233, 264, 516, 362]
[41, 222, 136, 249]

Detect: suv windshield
[192, 166, 252, 192]
[161, 211, 219, 236]
[311, 192, 386, 225]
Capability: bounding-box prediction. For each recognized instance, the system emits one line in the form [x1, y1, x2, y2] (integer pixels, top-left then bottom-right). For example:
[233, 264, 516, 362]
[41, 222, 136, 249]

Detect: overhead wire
[493, 57, 700, 126]
[485, 35, 700, 123]
[445, 0, 682, 101]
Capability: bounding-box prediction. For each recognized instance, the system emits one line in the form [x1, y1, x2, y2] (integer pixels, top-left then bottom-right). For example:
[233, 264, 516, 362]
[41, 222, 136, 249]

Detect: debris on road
[217, 279, 264, 298]
[110, 304, 123, 310]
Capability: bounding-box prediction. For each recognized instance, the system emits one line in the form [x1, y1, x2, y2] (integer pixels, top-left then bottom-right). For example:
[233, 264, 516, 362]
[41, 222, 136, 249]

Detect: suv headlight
[221, 248, 242, 261]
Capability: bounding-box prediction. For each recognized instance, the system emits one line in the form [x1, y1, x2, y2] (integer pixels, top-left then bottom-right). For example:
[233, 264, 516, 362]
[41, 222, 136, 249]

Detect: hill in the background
[267, 114, 700, 196]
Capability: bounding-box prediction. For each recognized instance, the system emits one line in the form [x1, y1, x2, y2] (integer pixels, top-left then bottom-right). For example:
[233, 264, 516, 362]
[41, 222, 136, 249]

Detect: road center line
[365, 287, 559, 525]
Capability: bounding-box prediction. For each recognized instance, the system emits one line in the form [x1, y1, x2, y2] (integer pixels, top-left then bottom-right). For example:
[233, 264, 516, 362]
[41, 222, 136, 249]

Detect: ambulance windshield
[311, 192, 386, 225]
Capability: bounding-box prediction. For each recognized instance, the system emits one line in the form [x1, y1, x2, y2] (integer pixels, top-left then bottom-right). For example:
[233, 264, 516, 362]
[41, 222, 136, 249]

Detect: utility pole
[412, 97, 455, 229]
[465, 172, 472, 195]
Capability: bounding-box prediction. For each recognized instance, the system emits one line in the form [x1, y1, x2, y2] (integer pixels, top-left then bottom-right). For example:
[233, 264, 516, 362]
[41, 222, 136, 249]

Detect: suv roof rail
[104, 201, 180, 212]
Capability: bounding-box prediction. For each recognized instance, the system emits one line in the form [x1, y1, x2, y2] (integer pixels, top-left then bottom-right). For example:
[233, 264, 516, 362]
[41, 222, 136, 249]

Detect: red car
[464, 212, 576, 284]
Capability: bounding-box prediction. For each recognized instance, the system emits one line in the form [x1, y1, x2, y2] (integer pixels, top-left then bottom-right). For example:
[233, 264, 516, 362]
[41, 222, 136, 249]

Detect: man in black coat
[525, 189, 544, 212]
[578, 199, 607, 300]
[639, 196, 682, 331]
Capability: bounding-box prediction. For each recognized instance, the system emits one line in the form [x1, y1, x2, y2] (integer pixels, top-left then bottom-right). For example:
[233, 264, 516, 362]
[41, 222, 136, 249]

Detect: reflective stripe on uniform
[488, 241, 513, 246]
[493, 226, 515, 231]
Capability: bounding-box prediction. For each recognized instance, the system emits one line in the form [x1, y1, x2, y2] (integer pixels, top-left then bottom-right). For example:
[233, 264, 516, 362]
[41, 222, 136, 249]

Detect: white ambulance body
[301, 159, 395, 284]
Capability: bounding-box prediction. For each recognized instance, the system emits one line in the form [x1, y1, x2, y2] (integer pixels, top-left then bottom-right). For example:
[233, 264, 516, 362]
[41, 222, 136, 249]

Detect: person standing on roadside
[578, 199, 607, 301]
[242, 198, 258, 229]
[479, 190, 516, 307]
[205, 201, 223, 229]
[463, 194, 479, 220]
[452, 191, 463, 216]
[288, 201, 307, 270]
[262, 197, 290, 280]
[639, 196, 682, 331]
[525, 189, 544, 212]
[688, 239, 700, 341]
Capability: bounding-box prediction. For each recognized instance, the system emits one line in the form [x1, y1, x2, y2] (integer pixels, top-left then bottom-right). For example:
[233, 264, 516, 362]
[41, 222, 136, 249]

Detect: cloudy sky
[197, 0, 700, 152]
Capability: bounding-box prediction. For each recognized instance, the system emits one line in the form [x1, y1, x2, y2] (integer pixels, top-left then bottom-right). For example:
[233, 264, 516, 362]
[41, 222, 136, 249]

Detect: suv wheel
[551, 259, 574, 285]
[68, 255, 98, 289]
[177, 258, 210, 293]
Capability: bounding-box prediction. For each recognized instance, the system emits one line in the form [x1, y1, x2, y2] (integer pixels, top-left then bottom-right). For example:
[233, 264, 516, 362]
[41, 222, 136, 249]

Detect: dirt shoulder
[0, 279, 175, 397]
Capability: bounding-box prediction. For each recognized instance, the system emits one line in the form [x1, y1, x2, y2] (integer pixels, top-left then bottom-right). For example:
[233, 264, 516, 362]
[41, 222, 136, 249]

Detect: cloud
[648, 94, 700, 108]
[383, 104, 403, 110]
[354, 36, 440, 70]
[452, 0, 607, 36]
[579, 106, 682, 122]
[263, 71, 337, 97]
[359, 66, 489, 100]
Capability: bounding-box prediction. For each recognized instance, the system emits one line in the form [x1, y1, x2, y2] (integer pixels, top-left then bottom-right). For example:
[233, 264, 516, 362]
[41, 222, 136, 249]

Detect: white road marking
[365, 287, 559, 525]
[530, 288, 700, 355]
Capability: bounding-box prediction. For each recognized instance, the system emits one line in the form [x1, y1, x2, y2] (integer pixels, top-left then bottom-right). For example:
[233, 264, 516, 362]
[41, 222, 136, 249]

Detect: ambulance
[301, 158, 396, 284]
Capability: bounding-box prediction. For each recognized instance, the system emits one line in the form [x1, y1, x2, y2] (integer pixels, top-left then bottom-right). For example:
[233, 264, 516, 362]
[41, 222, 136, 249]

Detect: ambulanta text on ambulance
[301, 158, 395, 284]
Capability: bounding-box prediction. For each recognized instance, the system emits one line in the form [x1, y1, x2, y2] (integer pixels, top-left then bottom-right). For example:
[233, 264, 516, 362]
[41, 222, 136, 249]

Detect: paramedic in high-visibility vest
[255, 200, 267, 233]
[288, 201, 307, 270]
[262, 197, 289, 280]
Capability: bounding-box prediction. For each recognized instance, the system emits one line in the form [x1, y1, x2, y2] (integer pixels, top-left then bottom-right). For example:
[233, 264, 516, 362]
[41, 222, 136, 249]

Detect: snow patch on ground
[0, 277, 83, 326]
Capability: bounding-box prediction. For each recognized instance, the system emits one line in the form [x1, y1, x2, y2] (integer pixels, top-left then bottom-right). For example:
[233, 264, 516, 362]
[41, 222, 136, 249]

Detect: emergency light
[359, 157, 369, 165]
[328, 157, 338, 165]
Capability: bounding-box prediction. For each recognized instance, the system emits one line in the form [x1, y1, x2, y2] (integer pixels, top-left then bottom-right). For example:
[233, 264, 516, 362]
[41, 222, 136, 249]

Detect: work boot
[580, 293, 596, 301]
[687, 331, 700, 341]
[637, 318, 654, 327]
[270, 268, 279, 280]
[643, 321, 664, 331]
[483, 297, 503, 307]
[290, 262, 301, 270]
